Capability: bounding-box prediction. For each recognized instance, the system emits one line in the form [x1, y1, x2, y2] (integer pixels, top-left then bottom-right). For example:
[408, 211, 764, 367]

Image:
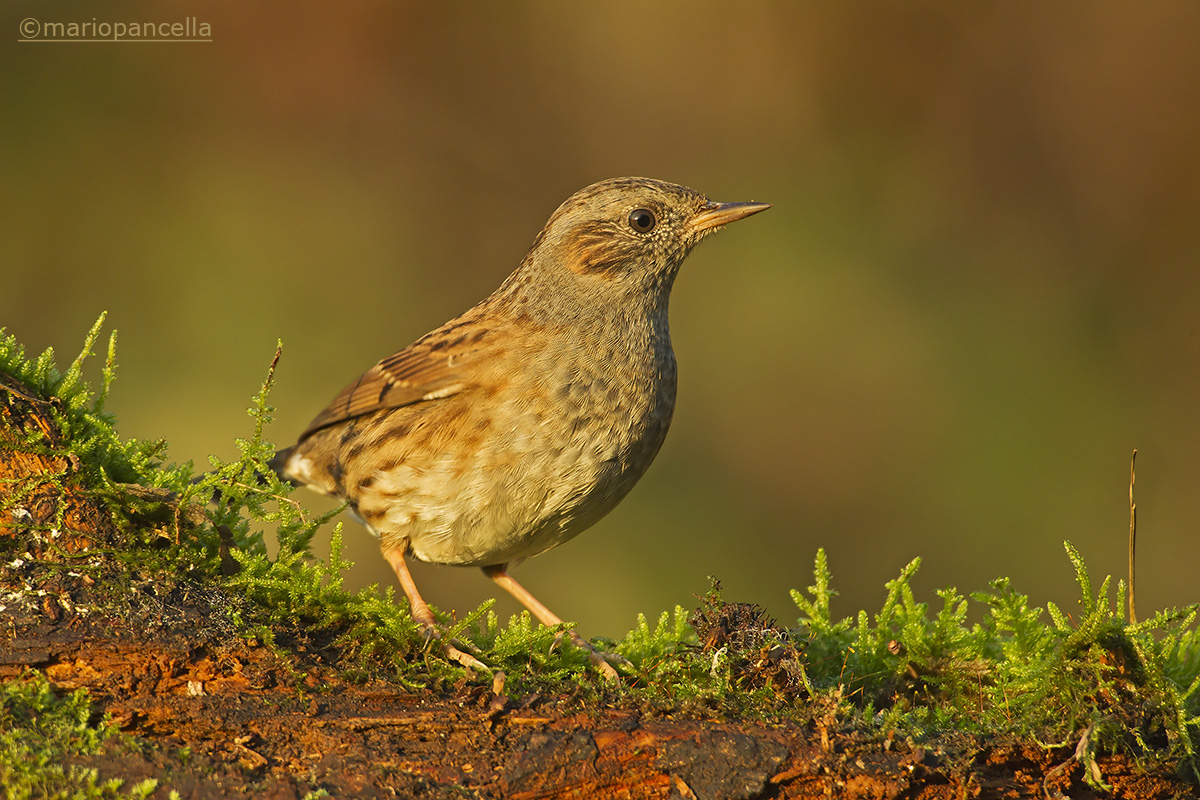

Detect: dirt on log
[1, 376, 1194, 799]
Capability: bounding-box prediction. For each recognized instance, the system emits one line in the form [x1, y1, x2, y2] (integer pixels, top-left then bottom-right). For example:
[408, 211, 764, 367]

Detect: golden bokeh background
[4, 3, 1199, 634]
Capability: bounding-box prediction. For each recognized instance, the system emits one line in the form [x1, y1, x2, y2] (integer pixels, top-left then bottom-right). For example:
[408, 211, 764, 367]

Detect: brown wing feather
[299, 327, 490, 440]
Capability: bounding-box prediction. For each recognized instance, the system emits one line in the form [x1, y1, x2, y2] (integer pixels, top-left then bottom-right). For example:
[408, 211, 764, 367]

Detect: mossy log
[1, 374, 1188, 799]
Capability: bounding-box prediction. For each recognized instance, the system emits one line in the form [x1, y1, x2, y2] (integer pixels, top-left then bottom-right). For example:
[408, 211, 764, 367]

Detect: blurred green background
[4, 3, 1199, 635]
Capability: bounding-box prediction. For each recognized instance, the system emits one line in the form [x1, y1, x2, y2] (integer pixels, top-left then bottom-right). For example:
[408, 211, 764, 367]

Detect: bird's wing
[298, 326, 491, 440]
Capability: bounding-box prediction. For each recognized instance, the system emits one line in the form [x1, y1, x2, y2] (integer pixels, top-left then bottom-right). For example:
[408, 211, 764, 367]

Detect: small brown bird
[273, 177, 769, 677]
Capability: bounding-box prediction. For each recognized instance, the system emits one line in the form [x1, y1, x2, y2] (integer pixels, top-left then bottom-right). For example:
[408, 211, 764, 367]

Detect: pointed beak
[690, 200, 772, 234]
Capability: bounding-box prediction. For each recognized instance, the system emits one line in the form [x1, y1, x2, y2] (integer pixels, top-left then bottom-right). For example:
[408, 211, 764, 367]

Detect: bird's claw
[587, 650, 625, 683]
[564, 630, 630, 683]
[442, 641, 492, 675]
[416, 623, 491, 676]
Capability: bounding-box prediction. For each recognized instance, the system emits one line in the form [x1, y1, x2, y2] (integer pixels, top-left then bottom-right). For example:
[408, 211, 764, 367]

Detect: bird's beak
[690, 200, 772, 233]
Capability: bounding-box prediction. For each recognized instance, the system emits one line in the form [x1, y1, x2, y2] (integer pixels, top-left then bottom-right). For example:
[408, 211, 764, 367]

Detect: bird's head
[497, 177, 770, 320]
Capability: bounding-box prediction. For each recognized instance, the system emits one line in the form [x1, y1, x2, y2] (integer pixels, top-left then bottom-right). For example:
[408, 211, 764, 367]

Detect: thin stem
[1128, 449, 1137, 624]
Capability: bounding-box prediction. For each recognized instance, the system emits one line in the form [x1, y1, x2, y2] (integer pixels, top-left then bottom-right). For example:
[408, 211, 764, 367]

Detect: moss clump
[789, 545, 1200, 787]
[0, 672, 158, 800]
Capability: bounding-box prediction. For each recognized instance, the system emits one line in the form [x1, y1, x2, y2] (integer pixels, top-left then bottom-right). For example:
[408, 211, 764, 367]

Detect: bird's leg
[383, 546, 490, 674]
[481, 564, 629, 682]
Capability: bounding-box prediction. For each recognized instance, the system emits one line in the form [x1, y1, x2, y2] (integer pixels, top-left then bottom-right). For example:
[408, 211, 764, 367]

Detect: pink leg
[482, 564, 627, 681]
[383, 546, 489, 673]
[384, 547, 437, 628]
[482, 564, 568, 628]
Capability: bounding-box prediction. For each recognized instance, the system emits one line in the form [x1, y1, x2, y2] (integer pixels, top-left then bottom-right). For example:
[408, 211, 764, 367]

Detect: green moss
[3, 315, 1200, 791]
[0, 313, 179, 492]
[0, 672, 158, 800]
[789, 544, 1200, 787]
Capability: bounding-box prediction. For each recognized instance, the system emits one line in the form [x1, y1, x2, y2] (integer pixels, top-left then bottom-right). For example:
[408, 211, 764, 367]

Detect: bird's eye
[628, 208, 656, 233]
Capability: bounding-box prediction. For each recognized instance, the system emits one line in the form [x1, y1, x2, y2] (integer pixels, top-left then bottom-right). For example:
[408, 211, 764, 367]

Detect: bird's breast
[512, 331, 678, 541]
[332, 325, 678, 566]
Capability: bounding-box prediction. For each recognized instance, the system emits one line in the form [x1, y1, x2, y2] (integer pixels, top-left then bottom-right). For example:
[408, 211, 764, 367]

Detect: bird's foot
[481, 565, 630, 683]
[415, 623, 491, 676]
[441, 640, 492, 675]
[561, 630, 631, 683]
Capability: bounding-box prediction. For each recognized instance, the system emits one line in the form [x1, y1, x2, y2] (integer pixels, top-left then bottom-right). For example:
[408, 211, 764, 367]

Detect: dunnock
[272, 177, 769, 677]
